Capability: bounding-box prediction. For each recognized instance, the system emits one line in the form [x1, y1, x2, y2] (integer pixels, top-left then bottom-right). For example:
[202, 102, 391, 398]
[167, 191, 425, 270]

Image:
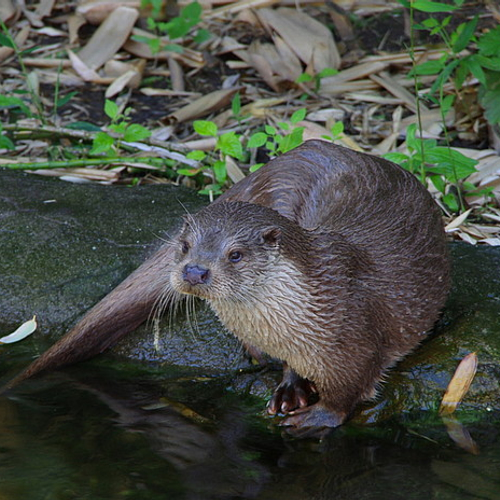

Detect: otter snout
[182, 264, 210, 286]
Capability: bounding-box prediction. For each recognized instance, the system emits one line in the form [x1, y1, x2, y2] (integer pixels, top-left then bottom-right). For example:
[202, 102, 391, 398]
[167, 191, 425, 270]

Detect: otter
[5, 140, 449, 429]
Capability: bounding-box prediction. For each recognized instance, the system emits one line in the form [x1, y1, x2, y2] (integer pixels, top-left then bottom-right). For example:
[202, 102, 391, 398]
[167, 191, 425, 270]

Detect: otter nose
[183, 264, 210, 286]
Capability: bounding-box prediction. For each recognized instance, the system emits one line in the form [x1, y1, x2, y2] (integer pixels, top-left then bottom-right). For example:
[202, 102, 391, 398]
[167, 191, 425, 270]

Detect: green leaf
[231, 92, 241, 117]
[465, 56, 486, 85]
[330, 121, 344, 137]
[213, 159, 227, 183]
[186, 150, 206, 160]
[411, 0, 458, 13]
[217, 131, 243, 159]
[452, 16, 478, 53]
[278, 127, 304, 154]
[90, 132, 115, 155]
[66, 121, 101, 132]
[430, 174, 446, 194]
[178, 167, 201, 176]
[247, 132, 268, 148]
[194, 29, 211, 44]
[477, 25, 500, 57]
[425, 147, 478, 181]
[295, 73, 313, 83]
[123, 124, 151, 142]
[443, 193, 459, 212]
[481, 87, 500, 125]
[104, 100, 119, 120]
[317, 67, 338, 79]
[249, 163, 264, 172]
[0, 94, 31, 116]
[290, 108, 306, 124]
[56, 91, 78, 109]
[0, 33, 15, 48]
[0, 133, 14, 149]
[264, 125, 277, 136]
[411, 58, 447, 76]
[194, 120, 218, 136]
[383, 152, 410, 164]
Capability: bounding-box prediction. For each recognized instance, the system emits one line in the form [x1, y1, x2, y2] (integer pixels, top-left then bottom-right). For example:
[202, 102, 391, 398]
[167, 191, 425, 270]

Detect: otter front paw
[267, 376, 317, 415]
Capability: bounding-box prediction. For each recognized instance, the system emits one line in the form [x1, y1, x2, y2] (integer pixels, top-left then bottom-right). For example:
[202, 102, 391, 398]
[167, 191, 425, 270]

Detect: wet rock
[1, 171, 500, 418]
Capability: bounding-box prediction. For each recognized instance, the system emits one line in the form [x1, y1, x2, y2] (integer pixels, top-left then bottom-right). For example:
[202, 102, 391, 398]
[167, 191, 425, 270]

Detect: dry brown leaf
[445, 209, 472, 232]
[77, 0, 140, 24]
[439, 352, 478, 415]
[204, 0, 280, 18]
[166, 88, 240, 123]
[68, 49, 101, 81]
[35, 0, 56, 19]
[320, 61, 389, 94]
[256, 7, 340, 72]
[0, 0, 17, 23]
[0, 24, 29, 63]
[78, 6, 139, 70]
[370, 71, 428, 114]
[243, 39, 301, 91]
[225, 156, 245, 184]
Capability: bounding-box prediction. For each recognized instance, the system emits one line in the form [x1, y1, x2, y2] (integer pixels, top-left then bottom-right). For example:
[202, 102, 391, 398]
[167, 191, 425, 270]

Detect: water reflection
[0, 367, 499, 500]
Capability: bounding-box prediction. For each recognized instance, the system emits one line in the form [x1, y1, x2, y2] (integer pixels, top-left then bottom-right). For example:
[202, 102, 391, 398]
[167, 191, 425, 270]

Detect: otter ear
[261, 227, 281, 246]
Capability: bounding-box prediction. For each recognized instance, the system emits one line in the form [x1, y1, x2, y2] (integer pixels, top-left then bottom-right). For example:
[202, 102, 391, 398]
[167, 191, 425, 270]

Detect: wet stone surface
[1, 171, 500, 412]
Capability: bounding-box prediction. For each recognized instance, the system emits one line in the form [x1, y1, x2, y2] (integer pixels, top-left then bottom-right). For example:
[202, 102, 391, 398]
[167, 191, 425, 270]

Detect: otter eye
[180, 240, 190, 254]
[228, 250, 243, 263]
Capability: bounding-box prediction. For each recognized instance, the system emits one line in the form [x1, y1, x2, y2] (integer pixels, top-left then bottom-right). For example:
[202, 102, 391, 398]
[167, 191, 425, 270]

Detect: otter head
[169, 201, 306, 304]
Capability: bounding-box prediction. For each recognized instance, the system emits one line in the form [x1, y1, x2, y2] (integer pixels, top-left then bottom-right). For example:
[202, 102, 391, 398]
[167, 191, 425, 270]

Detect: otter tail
[3, 244, 175, 392]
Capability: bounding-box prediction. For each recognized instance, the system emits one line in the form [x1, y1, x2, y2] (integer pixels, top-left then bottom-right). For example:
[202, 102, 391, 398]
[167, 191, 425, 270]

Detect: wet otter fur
[5, 140, 449, 430]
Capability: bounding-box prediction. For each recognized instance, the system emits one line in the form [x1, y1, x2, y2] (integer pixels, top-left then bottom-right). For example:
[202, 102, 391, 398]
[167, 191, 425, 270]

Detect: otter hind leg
[267, 364, 318, 415]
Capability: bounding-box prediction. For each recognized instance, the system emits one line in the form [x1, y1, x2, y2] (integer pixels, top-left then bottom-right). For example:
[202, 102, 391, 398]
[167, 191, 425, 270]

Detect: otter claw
[267, 376, 317, 415]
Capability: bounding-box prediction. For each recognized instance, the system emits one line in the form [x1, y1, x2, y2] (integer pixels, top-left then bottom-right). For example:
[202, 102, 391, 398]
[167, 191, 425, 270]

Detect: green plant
[402, 0, 500, 126]
[246, 108, 306, 171]
[179, 120, 244, 196]
[135, 1, 209, 55]
[90, 100, 151, 156]
[384, 124, 477, 212]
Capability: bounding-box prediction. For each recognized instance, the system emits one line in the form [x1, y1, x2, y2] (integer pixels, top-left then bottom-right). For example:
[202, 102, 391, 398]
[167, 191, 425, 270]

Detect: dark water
[1, 360, 499, 500]
[2, 242, 500, 499]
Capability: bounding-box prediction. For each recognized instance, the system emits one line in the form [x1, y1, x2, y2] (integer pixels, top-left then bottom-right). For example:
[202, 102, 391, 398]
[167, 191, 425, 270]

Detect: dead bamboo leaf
[370, 71, 428, 114]
[0, 0, 17, 23]
[77, 0, 140, 25]
[445, 209, 472, 232]
[320, 61, 389, 94]
[225, 156, 245, 183]
[68, 49, 101, 81]
[68, 13, 87, 44]
[243, 39, 301, 91]
[35, 0, 56, 19]
[165, 88, 240, 123]
[204, 0, 280, 18]
[0, 24, 29, 63]
[439, 352, 478, 415]
[256, 7, 340, 72]
[78, 6, 139, 70]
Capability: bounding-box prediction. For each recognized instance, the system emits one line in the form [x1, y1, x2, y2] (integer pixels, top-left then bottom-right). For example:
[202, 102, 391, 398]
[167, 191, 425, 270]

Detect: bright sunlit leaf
[0, 316, 37, 344]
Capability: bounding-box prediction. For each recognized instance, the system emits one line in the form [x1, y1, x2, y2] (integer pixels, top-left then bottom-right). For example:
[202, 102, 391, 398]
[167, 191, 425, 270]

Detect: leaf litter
[0, 0, 499, 243]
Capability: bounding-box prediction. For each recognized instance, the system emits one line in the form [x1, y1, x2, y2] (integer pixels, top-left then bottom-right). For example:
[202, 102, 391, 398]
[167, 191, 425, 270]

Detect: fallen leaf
[439, 352, 478, 415]
[0, 316, 37, 344]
